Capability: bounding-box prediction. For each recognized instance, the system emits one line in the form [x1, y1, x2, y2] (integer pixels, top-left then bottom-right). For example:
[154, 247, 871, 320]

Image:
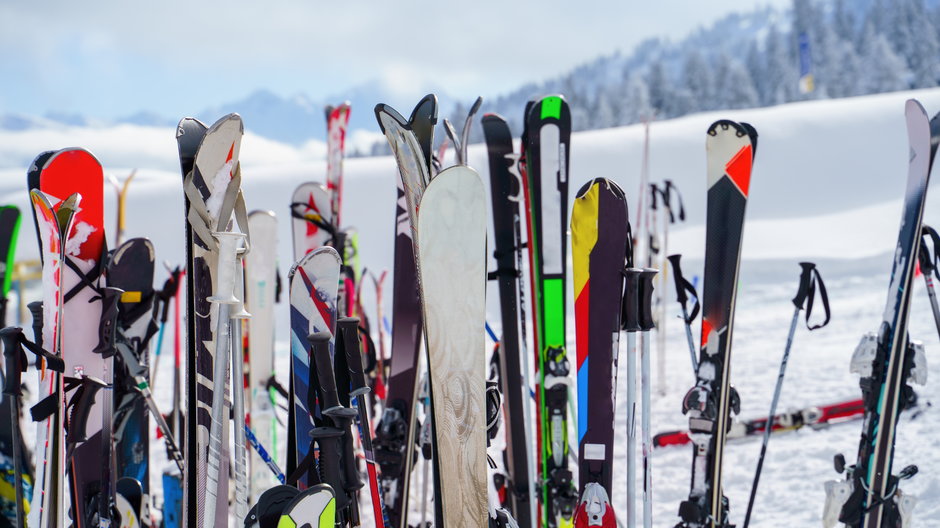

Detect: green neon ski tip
[541, 96, 563, 120]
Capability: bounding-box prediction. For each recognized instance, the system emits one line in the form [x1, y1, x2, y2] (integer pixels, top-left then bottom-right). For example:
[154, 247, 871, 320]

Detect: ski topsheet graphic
[177, 113, 245, 527]
[482, 112, 537, 528]
[571, 178, 630, 528]
[245, 210, 280, 501]
[27, 189, 79, 528]
[678, 119, 756, 528]
[521, 95, 577, 526]
[416, 165, 488, 527]
[291, 182, 333, 258]
[373, 95, 436, 528]
[34, 148, 107, 528]
[287, 247, 341, 489]
[325, 103, 351, 227]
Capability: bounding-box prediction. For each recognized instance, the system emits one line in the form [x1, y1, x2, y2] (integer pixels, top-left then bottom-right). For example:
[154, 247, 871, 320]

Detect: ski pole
[667, 254, 699, 373]
[95, 286, 124, 528]
[622, 268, 642, 528]
[1, 327, 64, 528]
[2, 328, 28, 527]
[743, 262, 829, 528]
[231, 249, 251, 526]
[918, 225, 940, 341]
[308, 331, 357, 516]
[114, 341, 184, 473]
[150, 266, 182, 390]
[244, 424, 285, 484]
[340, 316, 391, 527]
[202, 230, 245, 528]
[637, 268, 658, 528]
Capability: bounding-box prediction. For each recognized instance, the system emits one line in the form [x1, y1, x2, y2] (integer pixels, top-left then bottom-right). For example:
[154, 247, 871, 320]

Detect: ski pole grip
[309, 332, 342, 413]
[638, 268, 658, 331]
[623, 268, 642, 332]
[0, 327, 22, 397]
[792, 262, 817, 310]
[208, 231, 245, 304]
[310, 427, 349, 510]
[68, 376, 108, 444]
[27, 301, 43, 346]
[667, 254, 687, 304]
[339, 317, 369, 396]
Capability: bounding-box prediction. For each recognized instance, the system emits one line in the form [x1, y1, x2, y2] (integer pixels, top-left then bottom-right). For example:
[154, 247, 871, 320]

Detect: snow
[5, 87, 940, 526]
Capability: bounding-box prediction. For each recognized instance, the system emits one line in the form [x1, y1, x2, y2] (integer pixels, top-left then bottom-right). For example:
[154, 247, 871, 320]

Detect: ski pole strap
[663, 180, 686, 224]
[485, 381, 502, 442]
[156, 267, 183, 324]
[266, 376, 289, 400]
[919, 225, 940, 277]
[290, 201, 337, 238]
[1, 327, 63, 421]
[64, 376, 109, 454]
[667, 254, 700, 322]
[0, 326, 63, 378]
[792, 262, 830, 331]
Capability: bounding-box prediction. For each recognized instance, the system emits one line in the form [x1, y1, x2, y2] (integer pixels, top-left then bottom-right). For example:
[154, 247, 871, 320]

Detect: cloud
[1, 0, 792, 119]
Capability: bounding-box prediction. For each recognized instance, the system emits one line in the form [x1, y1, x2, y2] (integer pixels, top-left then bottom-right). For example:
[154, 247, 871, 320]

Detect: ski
[278, 483, 336, 528]
[677, 119, 756, 528]
[286, 247, 341, 489]
[0, 206, 20, 326]
[325, 103, 352, 227]
[655, 398, 868, 448]
[109, 237, 160, 525]
[291, 182, 333, 258]
[373, 95, 436, 528]
[107, 170, 136, 247]
[571, 178, 631, 528]
[416, 165, 489, 527]
[176, 113, 246, 527]
[823, 99, 939, 528]
[32, 148, 108, 527]
[338, 316, 390, 526]
[482, 112, 536, 527]
[26, 189, 79, 528]
[0, 205, 24, 527]
[244, 210, 280, 501]
[521, 94, 577, 526]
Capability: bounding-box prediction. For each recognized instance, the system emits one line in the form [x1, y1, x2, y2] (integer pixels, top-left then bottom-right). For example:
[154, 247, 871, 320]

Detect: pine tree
[862, 32, 909, 94]
[682, 50, 714, 112]
[764, 23, 798, 105]
[833, 0, 856, 44]
[724, 58, 760, 109]
[746, 41, 766, 105]
[622, 75, 653, 124]
[647, 60, 671, 117]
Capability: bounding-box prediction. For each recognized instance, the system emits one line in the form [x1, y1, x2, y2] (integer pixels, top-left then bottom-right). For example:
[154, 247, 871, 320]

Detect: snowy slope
[5, 87, 940, 526]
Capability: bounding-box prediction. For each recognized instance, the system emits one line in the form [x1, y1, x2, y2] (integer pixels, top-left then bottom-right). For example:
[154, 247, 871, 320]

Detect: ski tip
[469, 95, 484, 115]
[175, 117, 208, 139]
[42, 148, 104, 178]
[409, 93, 439, 124]
[706, 119, 748, 138]
[206, 113, 245, 135]
[906, 98, 929, 119]
[374, 103, 407, 134]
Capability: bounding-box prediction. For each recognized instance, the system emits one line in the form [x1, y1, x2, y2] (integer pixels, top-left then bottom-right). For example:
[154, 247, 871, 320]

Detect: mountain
[4, 0, 940, 151]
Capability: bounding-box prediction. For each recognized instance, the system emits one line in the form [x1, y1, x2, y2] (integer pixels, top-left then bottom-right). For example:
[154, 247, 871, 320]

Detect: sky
[0, 0, 791, 120]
